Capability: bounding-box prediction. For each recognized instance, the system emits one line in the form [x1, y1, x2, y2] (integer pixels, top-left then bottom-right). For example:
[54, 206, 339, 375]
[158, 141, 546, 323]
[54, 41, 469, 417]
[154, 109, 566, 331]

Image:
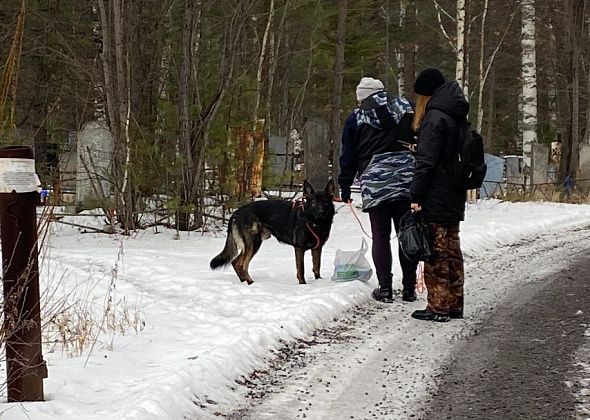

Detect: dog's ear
[324, 179, 335, 197]
[303, 180, 315, 198]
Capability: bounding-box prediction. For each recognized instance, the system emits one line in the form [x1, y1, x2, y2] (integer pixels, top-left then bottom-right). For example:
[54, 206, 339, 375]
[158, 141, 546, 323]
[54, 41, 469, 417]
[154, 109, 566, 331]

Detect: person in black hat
[338, 77, 419, 303]
[409, 68, 468, 322]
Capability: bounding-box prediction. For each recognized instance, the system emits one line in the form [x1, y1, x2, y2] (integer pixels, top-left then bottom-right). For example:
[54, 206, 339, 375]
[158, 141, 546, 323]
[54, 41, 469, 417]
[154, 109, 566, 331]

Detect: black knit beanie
[414, 68, 446, 96]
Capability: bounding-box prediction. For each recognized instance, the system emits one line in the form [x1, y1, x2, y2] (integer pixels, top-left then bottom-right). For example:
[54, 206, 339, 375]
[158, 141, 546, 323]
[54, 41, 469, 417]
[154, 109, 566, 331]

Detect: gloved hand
[340, 187, 351, 203]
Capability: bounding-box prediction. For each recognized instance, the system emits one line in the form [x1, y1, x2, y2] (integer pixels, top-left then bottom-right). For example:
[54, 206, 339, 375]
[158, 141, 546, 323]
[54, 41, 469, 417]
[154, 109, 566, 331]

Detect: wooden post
[0, 146, 47, 402]
[302, 117, 331, 190]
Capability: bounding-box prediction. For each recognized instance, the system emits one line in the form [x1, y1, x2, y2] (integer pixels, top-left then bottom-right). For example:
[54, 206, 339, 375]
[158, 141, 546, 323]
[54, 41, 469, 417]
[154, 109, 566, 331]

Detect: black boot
[402, 288, 417, 302]
[372, 287, 393, 303]
[411, 309, 449, 322]
[449, 310, 464, 319]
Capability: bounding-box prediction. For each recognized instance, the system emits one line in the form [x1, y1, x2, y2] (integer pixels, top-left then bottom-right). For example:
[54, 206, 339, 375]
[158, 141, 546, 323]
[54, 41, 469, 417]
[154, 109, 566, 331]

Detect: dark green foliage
[1, 0, 584, 222]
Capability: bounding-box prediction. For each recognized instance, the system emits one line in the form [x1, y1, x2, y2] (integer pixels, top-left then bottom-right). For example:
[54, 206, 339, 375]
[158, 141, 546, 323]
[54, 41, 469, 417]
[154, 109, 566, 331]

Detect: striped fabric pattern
[354, 93, 414, 129]
[359, 151, 415, 211]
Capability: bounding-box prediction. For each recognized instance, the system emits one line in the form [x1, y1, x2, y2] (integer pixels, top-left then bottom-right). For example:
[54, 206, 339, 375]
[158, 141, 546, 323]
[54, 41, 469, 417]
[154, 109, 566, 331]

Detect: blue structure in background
[480, 153, 505, 198]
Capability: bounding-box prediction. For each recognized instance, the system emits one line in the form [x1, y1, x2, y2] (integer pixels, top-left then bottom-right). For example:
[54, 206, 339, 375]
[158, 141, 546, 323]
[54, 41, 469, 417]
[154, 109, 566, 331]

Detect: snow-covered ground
[2, 198, 590, 419]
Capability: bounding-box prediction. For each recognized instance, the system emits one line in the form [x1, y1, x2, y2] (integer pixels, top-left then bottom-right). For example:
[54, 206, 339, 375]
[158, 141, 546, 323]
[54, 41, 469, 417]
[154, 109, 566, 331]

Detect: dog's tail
[210, 220, 240, 270]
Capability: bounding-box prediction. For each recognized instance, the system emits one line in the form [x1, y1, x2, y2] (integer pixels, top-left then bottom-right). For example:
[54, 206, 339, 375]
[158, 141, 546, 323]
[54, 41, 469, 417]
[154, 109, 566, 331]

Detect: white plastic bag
[331, 238, 373, 282]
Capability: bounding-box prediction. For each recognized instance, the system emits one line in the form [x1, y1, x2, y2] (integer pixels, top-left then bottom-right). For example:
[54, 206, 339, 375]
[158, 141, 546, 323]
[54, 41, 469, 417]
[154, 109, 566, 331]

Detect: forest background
[0, 0, 585, 230]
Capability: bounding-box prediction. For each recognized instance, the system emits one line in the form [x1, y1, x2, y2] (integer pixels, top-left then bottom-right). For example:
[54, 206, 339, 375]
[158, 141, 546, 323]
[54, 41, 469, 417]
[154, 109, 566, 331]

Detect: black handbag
[398, 210, 434, 262]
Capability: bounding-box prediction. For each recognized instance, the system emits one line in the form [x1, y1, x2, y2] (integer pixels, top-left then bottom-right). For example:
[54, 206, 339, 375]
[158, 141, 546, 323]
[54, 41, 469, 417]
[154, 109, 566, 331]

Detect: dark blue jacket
[338, 92, 415, 199]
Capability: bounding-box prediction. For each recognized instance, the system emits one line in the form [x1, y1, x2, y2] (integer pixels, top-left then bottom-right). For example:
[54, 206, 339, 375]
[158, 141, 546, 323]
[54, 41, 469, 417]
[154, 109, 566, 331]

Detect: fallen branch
[53, 219, 113, 234]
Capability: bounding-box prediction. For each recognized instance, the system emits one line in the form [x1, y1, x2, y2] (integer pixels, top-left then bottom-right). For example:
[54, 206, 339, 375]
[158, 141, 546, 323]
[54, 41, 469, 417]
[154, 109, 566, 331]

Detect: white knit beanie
[356, 77, 385, 102]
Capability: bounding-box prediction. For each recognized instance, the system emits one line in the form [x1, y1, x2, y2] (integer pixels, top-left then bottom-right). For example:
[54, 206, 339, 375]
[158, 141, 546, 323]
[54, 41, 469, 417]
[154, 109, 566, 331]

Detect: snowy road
[225, 226, 590, 420]
[421, 252, 590, 420]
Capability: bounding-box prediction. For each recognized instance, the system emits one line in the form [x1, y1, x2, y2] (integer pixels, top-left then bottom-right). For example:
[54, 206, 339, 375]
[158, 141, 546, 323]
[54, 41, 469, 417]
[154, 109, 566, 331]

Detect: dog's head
[302, 179, 336, 221]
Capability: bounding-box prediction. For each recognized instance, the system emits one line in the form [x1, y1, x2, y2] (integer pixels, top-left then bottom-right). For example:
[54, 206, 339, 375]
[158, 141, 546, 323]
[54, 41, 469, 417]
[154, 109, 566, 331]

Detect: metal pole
[0, 146, 46, 402]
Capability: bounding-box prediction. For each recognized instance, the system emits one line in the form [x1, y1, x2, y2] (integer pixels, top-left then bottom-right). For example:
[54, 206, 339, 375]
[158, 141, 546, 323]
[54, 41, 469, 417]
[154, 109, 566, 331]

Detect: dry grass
[495, 184, 590, 204]
[1, 204, 146, 385]
[39, 223, 145, 359]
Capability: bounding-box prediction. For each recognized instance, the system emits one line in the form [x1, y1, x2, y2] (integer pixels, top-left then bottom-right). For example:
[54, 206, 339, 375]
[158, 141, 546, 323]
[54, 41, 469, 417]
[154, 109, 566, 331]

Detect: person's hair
[412, 94, 431, 131]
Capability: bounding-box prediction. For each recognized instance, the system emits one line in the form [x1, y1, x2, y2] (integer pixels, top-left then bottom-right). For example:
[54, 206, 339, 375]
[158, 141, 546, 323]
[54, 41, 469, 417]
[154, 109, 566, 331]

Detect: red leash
[347, 201, 373, 240]
[345, 201, 425, 294]
[293, 198, 322, 249]
[305, 222, 322, 249]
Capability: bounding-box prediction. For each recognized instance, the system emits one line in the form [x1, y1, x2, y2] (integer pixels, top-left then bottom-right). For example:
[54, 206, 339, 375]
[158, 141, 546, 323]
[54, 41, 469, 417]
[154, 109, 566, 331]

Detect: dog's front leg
[295, 247, 306, 284]
[312, 248, 322, 279]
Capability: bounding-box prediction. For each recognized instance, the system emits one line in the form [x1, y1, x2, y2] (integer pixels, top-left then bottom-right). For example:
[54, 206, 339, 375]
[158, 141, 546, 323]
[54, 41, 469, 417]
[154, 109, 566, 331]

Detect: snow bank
[3, 199, 590, 419]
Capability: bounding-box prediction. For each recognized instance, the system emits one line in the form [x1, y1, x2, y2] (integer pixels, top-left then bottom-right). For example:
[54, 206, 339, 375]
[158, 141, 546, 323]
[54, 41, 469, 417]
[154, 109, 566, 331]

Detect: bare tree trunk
[177, 0, 197, 230]
[455, 0, 466, 90]
[476, 0, 489, 132]
[572, 35, 581, 175]
[292, 34, 315, 132]
[463, 0, 470, 99]
[331, 0, 347, 192]
[97, 0, 120, 145]
[476, 3, 517, 133]
[585, 2, 590, 145]
[521, 0, 538, 175]
[485, 66, 495, 151]
[189, 2, 251, 207]
[265, 0, 290, 134]
[396, 0, 407, 97]
[412, 0, 418, 84]
[550, 18, 572, 182]
[433, 0, 457, 51]
[383, 1, 391, 87]
[586, 58, 590, 145]
[97, 0, 135, 230]
[253, 0, 275, 124]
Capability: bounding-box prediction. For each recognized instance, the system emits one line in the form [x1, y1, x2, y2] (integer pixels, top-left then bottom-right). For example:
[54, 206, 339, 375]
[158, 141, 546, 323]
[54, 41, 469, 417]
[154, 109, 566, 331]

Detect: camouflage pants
[424, 223, 464, 315]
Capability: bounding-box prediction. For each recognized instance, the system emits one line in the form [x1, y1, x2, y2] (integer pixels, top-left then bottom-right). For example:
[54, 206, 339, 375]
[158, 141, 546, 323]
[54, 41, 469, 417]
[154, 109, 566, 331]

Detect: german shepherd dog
[210, 180, 336, 284]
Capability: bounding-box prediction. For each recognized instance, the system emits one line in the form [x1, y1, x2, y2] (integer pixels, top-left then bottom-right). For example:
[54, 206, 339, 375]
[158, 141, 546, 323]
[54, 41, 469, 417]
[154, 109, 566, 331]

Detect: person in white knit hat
[339, 77, 418, 304]
[356, 77, 385, 103]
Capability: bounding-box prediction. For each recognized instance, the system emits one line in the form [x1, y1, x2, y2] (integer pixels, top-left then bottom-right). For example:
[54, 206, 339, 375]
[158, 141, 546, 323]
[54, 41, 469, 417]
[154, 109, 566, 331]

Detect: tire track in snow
[224, 226, 590, 420]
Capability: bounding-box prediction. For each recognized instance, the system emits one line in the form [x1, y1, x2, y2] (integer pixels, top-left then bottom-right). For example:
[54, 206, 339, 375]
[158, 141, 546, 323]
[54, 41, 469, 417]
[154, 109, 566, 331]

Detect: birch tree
[521, 0, 538, 174]
[456, 0, 467, 94]
[396, 0, 407, 97]
[97, 0, 134, 230]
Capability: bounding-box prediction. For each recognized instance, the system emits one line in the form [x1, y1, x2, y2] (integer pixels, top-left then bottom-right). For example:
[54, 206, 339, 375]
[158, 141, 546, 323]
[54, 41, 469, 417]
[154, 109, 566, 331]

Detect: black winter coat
[410, 81, 468, 223]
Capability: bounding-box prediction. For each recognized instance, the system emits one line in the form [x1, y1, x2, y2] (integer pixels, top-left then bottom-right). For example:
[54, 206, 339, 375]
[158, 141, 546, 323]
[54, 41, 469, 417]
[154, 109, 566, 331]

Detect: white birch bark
[521, 0, 538, 171]
[396, 0, 407, 97]
[432, 0, 456, 51]
[455, 0, 466, 91]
